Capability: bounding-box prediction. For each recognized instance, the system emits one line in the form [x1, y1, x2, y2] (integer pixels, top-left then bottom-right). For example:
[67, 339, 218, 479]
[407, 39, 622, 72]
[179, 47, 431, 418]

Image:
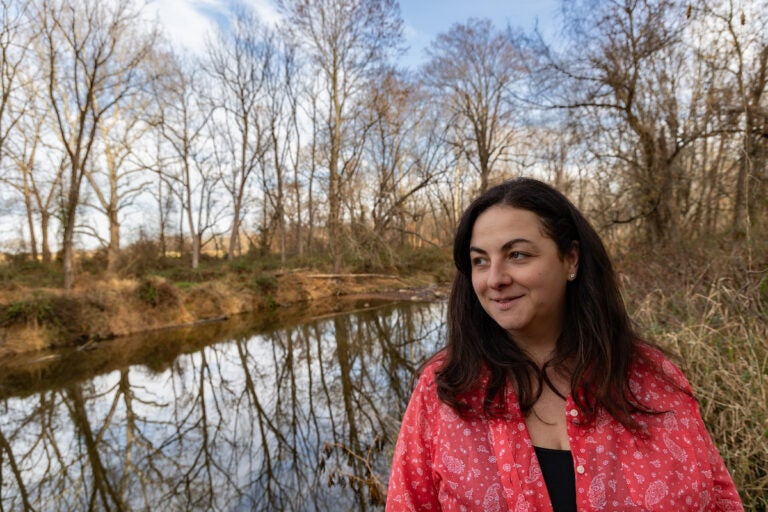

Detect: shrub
[118, 238, 161, 277]
[0, 294, 87, 345]
[394, 245, 452, 281]
[0, 260, 62, 288]
[137, 278, 180, 308]
[0, 298, 55, 327]
[250, 274, 277, 294]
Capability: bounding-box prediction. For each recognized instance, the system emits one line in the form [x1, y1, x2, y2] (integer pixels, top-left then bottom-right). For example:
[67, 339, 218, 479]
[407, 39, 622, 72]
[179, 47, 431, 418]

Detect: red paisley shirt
[386, 347, 743, 511]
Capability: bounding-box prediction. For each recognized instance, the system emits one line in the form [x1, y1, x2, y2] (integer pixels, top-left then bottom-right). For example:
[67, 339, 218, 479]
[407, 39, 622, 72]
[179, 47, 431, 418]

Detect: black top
[533, 446, 577, 512]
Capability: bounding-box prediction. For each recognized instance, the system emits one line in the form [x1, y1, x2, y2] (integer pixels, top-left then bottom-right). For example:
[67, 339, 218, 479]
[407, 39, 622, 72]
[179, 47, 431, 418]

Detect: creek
[0, 298, 447, 511]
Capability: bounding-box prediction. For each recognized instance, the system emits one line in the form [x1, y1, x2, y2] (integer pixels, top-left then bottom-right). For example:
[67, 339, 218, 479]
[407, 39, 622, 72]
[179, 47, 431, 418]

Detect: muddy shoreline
[0, 271, 449, 359]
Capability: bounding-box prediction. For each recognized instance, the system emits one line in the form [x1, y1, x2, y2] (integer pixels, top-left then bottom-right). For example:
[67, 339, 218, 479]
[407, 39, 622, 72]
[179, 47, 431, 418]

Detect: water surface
[0, 299, 446, 511]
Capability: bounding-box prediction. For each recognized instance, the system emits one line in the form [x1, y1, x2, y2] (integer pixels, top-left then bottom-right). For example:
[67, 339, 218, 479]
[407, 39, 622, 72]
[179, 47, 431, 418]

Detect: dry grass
[0, 268, 432, 357]
[619, 240, 768, 511]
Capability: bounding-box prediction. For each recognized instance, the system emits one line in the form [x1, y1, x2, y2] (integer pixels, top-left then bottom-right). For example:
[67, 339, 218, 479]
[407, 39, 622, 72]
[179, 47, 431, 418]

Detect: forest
[0, 0, 764, 282]
[0, 0, 766, 508]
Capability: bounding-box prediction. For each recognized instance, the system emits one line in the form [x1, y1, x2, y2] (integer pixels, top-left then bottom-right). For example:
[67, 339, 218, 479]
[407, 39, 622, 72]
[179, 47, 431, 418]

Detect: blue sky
[401, 0, 561, 63]
[150, 0, 562, 66]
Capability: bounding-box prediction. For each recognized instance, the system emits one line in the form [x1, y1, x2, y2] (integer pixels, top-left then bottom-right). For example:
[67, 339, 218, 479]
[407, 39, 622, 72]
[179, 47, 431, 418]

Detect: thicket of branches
[0, 0, 765, 288]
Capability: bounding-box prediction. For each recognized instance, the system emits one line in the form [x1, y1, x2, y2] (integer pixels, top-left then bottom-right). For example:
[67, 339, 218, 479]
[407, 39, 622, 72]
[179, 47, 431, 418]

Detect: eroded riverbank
[0, 270, 447, 358]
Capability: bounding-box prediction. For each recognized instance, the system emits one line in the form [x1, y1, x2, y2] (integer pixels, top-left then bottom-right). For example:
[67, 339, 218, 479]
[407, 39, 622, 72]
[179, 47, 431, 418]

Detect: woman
[386, 178, 742, 511]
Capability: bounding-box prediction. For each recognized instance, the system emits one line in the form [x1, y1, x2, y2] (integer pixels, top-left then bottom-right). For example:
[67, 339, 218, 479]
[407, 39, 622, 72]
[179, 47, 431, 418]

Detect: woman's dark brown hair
[437, 177, 652, 429]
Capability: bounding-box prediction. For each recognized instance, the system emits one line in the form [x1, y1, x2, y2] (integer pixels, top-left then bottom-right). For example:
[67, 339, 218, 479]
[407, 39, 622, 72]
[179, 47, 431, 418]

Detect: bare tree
[205, 5, 272, 261]
[84, 77, 156, 274]
[541, 0, 693, 243]
[263, 38, 303, 266]
[0, 1, 39, 258]
[696, 0, 768, 240]
[299, 78, 323, 259]
[422, 18, 524, 193]
[4, 117, 43, 260]
[4, 100, 65, 263]
[282, 49, 308, 261]
[0, 0, 29, 166]
[363, 68, 444, 256]
[278, 0, 403, 272]
[154, 53, 221, 269]
[35, 0, 157, 288]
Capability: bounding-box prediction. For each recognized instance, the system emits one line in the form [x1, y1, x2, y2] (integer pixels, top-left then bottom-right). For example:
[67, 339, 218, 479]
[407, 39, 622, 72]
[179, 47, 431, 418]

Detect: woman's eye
[510, 251, 523, 259]
[471, 257, 487, 266]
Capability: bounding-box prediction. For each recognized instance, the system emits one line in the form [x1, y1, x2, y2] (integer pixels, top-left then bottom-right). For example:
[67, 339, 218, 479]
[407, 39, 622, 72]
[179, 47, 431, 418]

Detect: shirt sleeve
[657, 351, 744, 511]
[693, 402, 744, 511]
[385, 368, 441, 511]
[643, 347, 744, 510]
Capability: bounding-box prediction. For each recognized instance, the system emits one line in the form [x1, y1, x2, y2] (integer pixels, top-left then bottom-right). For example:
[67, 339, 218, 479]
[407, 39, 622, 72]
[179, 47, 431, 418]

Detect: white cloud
[244, 0, 282, 27]
[146, 0, 218, 54]
[146, 0, 283, 55]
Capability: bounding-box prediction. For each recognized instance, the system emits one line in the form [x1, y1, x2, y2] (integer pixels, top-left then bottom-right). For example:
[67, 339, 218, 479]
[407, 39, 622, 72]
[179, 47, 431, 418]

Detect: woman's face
[469, 205, 578, 351]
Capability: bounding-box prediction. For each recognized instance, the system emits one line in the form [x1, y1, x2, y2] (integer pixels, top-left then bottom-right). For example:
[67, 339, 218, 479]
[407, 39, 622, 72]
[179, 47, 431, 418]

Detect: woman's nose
[487, 260, 511, 289]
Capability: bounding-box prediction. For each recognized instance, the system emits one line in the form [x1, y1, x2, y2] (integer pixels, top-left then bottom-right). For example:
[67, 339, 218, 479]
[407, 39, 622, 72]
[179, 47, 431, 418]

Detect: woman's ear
[566, 240, 579, 274]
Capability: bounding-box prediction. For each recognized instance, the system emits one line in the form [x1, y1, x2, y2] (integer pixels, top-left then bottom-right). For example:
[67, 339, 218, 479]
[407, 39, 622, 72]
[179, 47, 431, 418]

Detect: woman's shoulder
[411, 352, 447, 390]
[412, 351, 488, 416]
[416, 351, 488, 387]
[631, 342, 694, 396]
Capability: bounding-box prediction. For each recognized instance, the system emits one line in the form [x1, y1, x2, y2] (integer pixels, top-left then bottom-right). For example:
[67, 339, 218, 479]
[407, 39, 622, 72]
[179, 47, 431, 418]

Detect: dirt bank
[0, 270, 448, 358]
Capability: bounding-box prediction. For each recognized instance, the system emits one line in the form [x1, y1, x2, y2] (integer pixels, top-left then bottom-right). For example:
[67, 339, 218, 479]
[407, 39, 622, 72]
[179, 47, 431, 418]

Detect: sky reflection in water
[0, 300, 446, 511]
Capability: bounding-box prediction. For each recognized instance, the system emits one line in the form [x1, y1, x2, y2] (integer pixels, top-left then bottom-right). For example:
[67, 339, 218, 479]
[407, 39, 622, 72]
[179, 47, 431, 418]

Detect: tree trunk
[107, 206, 120, 274]
[228, 202, 241, 261]
[328, 161, 342, 272]
[158, 179, 168, 258]
[732, 151, 749, 238]
[22, 167, 38, 261]
[62, 167, 81, 289]
[40, 211, 52, 263]
[189, 210, 200, 269]
[329, 59, 344, 273]
[62, 213, 76, 289]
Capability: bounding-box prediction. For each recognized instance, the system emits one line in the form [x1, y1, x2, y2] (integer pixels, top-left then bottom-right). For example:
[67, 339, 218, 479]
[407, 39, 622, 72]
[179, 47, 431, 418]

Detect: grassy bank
[617, 239, 768, 510]
[0, 247, 452, 357]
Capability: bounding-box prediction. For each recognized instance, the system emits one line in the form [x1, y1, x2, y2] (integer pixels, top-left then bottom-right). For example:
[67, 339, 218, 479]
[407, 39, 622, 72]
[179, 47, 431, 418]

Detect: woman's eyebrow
[469, 238, 532, 254]
[501, 238, 533, 251]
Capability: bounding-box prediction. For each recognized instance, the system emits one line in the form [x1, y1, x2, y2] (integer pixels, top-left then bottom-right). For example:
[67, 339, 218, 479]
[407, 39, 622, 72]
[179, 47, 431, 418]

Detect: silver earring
[568, 273, 576, 281]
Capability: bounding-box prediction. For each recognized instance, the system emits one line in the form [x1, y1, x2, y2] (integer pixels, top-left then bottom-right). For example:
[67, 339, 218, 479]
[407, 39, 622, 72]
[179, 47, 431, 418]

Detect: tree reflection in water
[0, 300, 445, 511]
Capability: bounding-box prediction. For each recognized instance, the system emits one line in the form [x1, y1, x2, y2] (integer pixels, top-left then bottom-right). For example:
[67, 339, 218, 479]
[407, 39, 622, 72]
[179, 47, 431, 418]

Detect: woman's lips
[491, 296, 522, 310]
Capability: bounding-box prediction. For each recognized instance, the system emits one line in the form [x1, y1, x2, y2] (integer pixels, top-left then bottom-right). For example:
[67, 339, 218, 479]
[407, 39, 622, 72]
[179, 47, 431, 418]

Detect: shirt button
[569, 409, 579, 417]
[576, 465, 585, 474]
